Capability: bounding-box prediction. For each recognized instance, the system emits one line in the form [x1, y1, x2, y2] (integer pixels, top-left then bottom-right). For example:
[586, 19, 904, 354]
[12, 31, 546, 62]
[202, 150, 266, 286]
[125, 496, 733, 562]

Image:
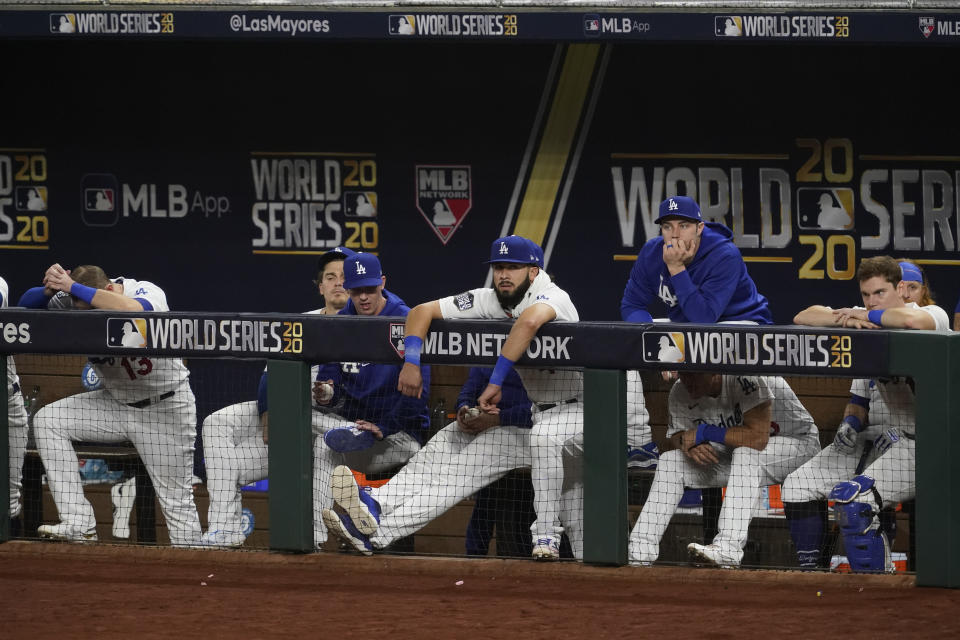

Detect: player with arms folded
[788, 255, 950, 572]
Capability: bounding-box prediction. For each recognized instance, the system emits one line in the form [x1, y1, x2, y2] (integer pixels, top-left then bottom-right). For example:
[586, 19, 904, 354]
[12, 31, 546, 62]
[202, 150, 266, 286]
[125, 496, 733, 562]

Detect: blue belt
[127, 390, 175, 409]
[535, 398, 578, 412]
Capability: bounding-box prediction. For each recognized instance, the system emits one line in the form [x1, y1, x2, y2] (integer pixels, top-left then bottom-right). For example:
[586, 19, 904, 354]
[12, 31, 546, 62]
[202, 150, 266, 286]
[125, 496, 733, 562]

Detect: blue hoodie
[315, 288, 432, 444]
[456, 367, 532, 429]
[621, 222, 772, 324]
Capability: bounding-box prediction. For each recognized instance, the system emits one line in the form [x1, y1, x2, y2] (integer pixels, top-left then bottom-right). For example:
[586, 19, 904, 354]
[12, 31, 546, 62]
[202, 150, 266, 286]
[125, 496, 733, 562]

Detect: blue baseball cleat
[322, 509, 373, 556]
[331, 465, 381, 535]
[324, 426, 376, 453]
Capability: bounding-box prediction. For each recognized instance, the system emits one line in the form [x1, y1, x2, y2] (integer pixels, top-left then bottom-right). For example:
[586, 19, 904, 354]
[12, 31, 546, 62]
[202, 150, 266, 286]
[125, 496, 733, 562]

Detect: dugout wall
[2, 311, 957, 586]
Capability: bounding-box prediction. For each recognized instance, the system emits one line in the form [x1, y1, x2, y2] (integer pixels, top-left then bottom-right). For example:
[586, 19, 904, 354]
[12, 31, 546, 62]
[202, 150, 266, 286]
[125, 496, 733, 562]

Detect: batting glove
[874, 428, 902, 455]
[833, 415, 863, 455]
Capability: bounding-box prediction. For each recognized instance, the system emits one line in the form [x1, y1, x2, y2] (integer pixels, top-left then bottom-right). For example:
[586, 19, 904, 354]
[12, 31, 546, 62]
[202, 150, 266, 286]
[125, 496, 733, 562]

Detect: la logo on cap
[356, 262, 366, 275]
[499, 242, 509, 255]
[668, 198, 679, 212]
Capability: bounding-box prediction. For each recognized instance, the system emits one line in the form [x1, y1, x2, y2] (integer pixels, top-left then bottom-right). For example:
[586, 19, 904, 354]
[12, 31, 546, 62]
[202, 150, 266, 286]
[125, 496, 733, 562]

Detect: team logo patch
[919, 17, 935, 38]
[81, 173, 120, 227]
[454, 292, 475, 311]
[415, 164, 472, 245]
[642, 332, 685, 364]
[81, 363, 103, 390]
[16, 186, 48, 212]
[107, 318, 148, 348]
[715, 16, 743, 37]
[389, 323, 405, 358]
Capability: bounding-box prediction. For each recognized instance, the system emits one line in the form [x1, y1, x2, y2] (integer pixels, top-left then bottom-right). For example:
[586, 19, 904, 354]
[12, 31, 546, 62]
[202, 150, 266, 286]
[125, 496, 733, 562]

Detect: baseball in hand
[316, 382, 334, 403]
[466, 407, 481, 419]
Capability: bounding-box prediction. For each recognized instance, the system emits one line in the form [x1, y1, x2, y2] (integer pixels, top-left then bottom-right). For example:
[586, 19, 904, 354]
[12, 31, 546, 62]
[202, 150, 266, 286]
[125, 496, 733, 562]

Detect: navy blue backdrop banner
[1, 40, 959, 322]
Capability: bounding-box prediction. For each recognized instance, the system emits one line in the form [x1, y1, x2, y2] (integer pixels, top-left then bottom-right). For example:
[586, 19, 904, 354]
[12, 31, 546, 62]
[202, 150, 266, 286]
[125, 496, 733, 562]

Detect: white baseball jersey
[667, 375, 818, 441]
[0, 277, 20, 394]
[438, 270, 581, 404]
[873, 302, 950, 434]
[88, 277, 190, 404]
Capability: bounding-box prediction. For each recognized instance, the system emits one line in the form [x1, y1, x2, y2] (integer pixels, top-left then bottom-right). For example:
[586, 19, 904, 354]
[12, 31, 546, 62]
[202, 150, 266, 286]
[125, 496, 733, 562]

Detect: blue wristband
[70, 283, 97, 305]
[867, 309, 884, 326]
[842, 414, 864, 433]
[695, 423, 727, 446]
[404, 335, 423, 366]
[489, 355, 515, 387]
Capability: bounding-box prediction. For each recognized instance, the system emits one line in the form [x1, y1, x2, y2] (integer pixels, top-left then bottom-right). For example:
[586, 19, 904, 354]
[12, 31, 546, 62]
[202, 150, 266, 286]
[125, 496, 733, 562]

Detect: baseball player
[788, 255, 950, 572]
[629, 372, 820, 568]
[324, 235, 590, 560]
[621, 196, 772, 324]
[312, 252, 430, 547]
[200, 247, 356, 547]
[1, 277, 29, 533]
[781, 259, 938, 569]
[21, 264, 202, 545]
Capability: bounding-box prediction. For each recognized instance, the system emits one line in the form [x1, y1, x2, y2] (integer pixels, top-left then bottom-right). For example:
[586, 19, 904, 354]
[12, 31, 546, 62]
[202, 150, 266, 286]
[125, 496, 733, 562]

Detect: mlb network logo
[919, 17, 935, 38]
[389, 15, 416, 35]
[642, 332, 685, 364]
[715, 16, 743, 37]
[107, 318, 148, 348]
[389, 323, 405, 358]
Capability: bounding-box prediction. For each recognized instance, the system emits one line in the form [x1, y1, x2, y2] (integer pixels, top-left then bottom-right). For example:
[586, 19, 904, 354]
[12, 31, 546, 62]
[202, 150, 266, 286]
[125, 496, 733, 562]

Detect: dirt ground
[2, 541, 958, 639]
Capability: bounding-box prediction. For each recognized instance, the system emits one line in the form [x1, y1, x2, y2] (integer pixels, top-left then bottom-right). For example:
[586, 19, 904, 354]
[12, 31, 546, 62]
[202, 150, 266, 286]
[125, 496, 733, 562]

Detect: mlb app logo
[50, 13, 76, 34]
[16, 186, 47, 212]
[642, 332, 685, 364]
[416, 164, 472, 245]
[796, 187, 854, 231]
[583, 15, 600, 35]
[107, 318, 148, 349]
[919, 17, 935, 38]
[715, 16, 743, 37]
[345, 191, 378, 218]
[389, 323, 405, 358]
[81, 173, 119, 227]
[389, 15, 416, 35]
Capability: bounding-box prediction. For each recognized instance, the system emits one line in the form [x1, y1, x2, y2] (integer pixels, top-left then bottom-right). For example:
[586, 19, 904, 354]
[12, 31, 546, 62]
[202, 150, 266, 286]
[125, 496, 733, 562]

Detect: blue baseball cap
[654, 196, 703, 224]
[317, 246, 357, 273]
[343, 253, 383, 289]
[486, 235, 539, 265]
[526, 238, 545, 268]
[898, 261, 923, 283]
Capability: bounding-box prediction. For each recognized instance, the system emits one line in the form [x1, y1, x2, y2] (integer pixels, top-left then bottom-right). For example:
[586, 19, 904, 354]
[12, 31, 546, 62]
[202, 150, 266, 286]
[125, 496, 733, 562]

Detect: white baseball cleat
[200, 529, 247, 548]
[111, 477, 136, 539]
[38, 522, 98, 543]
[330, 465, 380, 536]
[687, 543, 741, 568]
[531, 536, 560, 560]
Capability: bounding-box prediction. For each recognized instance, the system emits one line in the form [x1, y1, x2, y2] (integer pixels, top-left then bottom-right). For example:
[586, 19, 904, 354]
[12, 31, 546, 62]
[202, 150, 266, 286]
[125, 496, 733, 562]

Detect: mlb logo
[416, 164, 473, 245]
[389, 323, 406, 358]
[642, 332, 685, 364]
[345, 191, 378, 218]
[583, 15, 600, 34]
[107, 318, 148, 349]
[81, 173, 119, 227]
[919, 17, 935, 38]
[50, 13, 76, 34]
[796, 187, 854, 231]
[715, 16, 743, 37]
[16, 186, 47, 212]
[389, 15, 416, 35]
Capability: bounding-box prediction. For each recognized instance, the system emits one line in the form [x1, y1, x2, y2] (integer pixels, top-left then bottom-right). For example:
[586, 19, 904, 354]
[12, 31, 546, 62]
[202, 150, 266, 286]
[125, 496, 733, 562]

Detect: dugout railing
[1, 310, 957, 587]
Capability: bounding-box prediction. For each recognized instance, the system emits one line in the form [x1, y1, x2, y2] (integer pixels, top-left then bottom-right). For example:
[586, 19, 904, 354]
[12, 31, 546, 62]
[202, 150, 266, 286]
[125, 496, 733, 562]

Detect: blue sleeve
[457, 367, 491, 410]
[620, 250, 655, 323]
[670, 250, 743, 323]
[376, 364, 430, 441]
[256, 370, 268, 415]
[18, 286, 52, 309]
[955, 297, 960, 313]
